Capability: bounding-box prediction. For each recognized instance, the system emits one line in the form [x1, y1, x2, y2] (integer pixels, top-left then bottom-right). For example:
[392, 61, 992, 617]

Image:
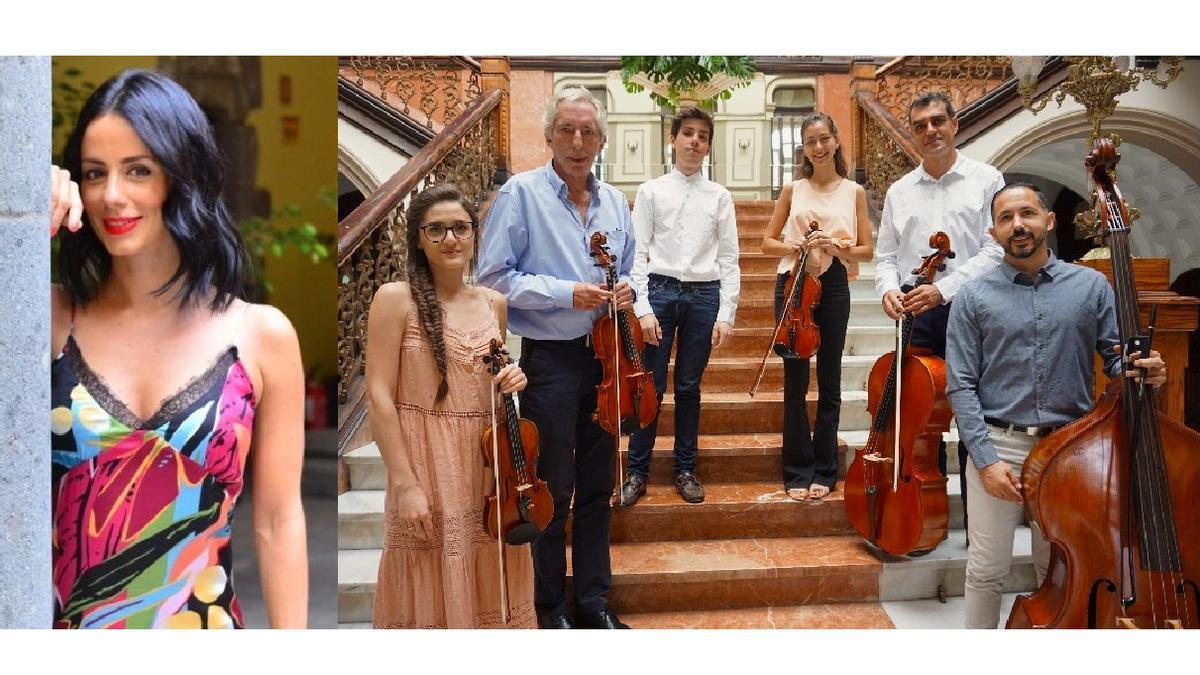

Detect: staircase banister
[854, 90, 921, 164]
[338, 88, 503, 263]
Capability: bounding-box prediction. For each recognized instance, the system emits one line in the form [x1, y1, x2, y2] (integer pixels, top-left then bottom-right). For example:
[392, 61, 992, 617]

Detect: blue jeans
[627, 274, 721, 477]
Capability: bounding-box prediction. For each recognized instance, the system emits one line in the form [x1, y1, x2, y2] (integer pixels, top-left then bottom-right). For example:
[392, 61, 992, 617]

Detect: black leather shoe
[575, 608, 630, 629]
[538, 613, 574, 629]
[619, 473, 647, 506]
[675, 471, 705, 503]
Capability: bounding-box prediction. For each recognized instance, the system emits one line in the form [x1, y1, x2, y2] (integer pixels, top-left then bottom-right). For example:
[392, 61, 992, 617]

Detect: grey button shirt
[946, 253, 1122, 468]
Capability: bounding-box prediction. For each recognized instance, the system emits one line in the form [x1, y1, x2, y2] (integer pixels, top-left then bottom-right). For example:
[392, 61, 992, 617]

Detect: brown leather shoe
[675, 471, 705, 503]
[620, 473, 648, 506]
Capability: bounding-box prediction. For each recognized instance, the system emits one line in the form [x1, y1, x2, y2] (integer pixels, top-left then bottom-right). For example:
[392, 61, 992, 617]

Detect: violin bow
[610, 257, 626, 504]
[487, 351, 510, 625]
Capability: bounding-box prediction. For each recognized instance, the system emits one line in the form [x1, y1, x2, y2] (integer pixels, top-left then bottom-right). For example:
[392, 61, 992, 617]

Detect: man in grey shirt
[945, 182, 1167, 628]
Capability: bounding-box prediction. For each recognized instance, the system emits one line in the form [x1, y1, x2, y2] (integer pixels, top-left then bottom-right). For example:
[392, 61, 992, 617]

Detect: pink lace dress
[372, 300, 536, 628]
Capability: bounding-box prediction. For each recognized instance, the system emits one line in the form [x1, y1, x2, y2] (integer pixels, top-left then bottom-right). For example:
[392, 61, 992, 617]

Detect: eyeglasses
[554, 124, 600, 140]
[420, 221, 476, 243]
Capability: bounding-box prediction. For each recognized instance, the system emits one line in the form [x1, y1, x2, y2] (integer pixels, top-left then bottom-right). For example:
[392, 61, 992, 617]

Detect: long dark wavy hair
[795, 112, 848, 180]
[60, 69, 250, 312]
[404, 184, 479, 404]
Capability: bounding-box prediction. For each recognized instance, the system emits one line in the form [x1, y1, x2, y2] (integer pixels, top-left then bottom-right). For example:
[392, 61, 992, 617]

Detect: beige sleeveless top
[777, 178, 859, 279]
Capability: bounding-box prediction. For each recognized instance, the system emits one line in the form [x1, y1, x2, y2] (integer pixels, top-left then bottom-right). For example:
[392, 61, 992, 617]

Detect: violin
[1007, 139, 1200, 629]
[749, 221, 822, 397]
[589, 232, 658, 499]
[843, 232, 956, 556]
[480, 338, 553, 623]
[588, 232, 659, 436]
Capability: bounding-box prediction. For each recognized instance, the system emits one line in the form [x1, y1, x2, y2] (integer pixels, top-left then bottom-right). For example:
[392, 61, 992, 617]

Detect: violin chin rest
[506, 522, 542, 546]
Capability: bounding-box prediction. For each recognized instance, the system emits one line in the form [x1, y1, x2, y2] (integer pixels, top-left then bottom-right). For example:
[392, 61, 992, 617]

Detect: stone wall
[0, 55, 51, 628]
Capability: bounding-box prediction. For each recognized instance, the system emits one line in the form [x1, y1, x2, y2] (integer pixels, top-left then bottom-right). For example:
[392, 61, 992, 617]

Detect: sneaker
[675, 471, 705, 503]
[619, 473, 648, 506]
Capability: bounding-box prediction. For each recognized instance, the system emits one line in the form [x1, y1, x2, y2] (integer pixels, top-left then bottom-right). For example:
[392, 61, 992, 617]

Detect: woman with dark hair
[761, 112, 873, 501]
[365, 184, 535, 628]
[48, 69, 307, 628]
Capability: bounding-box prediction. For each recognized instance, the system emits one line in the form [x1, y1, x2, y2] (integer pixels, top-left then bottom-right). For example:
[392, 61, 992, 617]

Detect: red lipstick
[103, 217, 140, 236]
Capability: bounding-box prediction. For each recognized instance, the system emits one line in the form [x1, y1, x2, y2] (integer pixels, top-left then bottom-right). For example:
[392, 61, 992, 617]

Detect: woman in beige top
[762, 112, 873, 501]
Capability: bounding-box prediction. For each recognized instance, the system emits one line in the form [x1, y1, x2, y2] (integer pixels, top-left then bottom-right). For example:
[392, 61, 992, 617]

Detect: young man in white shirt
[619, 107, 740, 505]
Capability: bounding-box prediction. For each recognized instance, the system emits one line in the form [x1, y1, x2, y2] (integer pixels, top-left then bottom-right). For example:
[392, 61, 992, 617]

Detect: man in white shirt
[874, 91, 1006, 510]
[619, 107, 741, 506]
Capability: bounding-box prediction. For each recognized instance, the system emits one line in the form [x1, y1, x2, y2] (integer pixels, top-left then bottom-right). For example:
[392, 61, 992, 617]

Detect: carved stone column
[0, 55, 52, 628]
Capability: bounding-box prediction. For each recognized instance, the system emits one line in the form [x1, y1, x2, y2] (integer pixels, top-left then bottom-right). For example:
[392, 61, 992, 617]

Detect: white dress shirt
[630, 168, 741, 324]
[874, 152, 1007, 302]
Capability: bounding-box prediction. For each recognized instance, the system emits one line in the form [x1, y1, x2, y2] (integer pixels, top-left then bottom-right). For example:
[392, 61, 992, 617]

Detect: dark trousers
[519, 338, 614, 616]
[902, 287, 969, 525]
[775, 258, 851, 490]
[627, 274, 721, 477]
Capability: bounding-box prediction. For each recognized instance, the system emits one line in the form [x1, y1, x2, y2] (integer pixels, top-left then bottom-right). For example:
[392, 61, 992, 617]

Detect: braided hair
[404, 184, 479, 404]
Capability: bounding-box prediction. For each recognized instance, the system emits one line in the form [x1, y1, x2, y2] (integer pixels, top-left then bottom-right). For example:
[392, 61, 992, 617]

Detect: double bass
[588, 232, 658, 497]
[1007, 139, 1200, 629]
[480, 339, 554, 624]
[843, 232, 956, 556]
[749, 221, 822, 397]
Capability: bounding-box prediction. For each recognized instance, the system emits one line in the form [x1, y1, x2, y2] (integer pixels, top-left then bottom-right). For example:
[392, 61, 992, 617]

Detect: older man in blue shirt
[477, 87, 635, 630]
[946, 182, 1167, 628]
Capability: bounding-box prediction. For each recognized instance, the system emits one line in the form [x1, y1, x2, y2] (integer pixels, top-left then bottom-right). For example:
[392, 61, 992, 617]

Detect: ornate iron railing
[337, 88, 502, 450]
[339, 56, 484, 134]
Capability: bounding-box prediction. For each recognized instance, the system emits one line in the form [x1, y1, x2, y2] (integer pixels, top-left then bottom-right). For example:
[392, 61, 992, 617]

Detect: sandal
[808, 484, 831, 500]
[786, 487, 809, 501]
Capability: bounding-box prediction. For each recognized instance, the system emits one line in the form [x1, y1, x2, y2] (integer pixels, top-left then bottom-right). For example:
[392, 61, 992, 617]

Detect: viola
[843, 232, 956, 556]
[588, 231, 658, 499]
[588, 232, 659, 437]
[749, 221, 822, 397]
[1007, 139, 1200, 629]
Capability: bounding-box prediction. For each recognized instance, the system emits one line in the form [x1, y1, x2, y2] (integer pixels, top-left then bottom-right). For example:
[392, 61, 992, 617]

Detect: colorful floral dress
[50, 324, 256, 629]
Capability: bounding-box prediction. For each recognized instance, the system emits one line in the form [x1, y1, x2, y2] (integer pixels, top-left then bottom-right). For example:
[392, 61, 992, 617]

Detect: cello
[749, 221, 822, 397]
[1007, 139, 1200, 629]
[843, 232, 955, 556]
[588, 232, 658, 500]
[480, 338, 554, 624]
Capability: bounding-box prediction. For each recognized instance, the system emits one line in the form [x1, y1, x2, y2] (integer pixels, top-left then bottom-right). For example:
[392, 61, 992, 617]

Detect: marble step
[610, 481, 856, 543]
[623, 601, 895, 628]
[738, 272, 879, 302]
[338, 469, 965, 551]
[572, 534, 881, 614]
[734, 201, 775, 217]
[340, 427, 962, 494]
[664, 354, 877, 394]
[657, 390, 872, 435]
[722, 325, 895, 358]
[882, 592, 1020, 629]
[338, 547, 381, 624]
[735, 297, 891, 327]
[738, 253, 782, 275]
[875, 527, 1038, 602]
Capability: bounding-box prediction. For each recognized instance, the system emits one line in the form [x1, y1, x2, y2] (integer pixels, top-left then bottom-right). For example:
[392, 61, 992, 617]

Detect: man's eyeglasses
[420, 221, 476, 243]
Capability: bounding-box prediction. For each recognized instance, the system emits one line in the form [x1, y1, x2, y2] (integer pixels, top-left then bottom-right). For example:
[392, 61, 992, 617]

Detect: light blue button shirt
[477, 160, 635, 340]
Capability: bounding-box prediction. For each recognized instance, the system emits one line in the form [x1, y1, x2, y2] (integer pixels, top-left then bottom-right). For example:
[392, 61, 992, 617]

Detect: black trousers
[901, 286, 969, 526]
[775, 258, 851, 490]
[518, 337, 614, 616]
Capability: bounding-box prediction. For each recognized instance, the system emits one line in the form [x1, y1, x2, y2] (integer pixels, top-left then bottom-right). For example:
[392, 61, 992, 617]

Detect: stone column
[0, 56, 51, 628]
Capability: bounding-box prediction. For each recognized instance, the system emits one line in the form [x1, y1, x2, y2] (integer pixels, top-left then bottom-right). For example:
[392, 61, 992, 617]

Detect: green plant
[52, 66, 98, 163]
[240, 185, 336, 295]
[620, 56, 757, 108]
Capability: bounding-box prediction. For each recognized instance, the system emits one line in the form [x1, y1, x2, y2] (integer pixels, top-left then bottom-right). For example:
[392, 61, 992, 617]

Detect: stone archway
[989, 108, 1200, 283]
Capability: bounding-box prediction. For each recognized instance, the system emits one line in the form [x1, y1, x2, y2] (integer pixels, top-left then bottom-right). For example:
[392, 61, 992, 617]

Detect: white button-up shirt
[874, 153, 1007, 302]
[630, 168, 741, 324]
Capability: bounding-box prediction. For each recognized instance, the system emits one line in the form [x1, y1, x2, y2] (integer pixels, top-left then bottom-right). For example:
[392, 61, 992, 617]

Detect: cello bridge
[863, 453, 894, 464]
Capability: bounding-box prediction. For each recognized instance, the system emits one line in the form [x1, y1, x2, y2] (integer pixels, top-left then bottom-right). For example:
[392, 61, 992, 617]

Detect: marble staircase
[335, 199, 1036, 628]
